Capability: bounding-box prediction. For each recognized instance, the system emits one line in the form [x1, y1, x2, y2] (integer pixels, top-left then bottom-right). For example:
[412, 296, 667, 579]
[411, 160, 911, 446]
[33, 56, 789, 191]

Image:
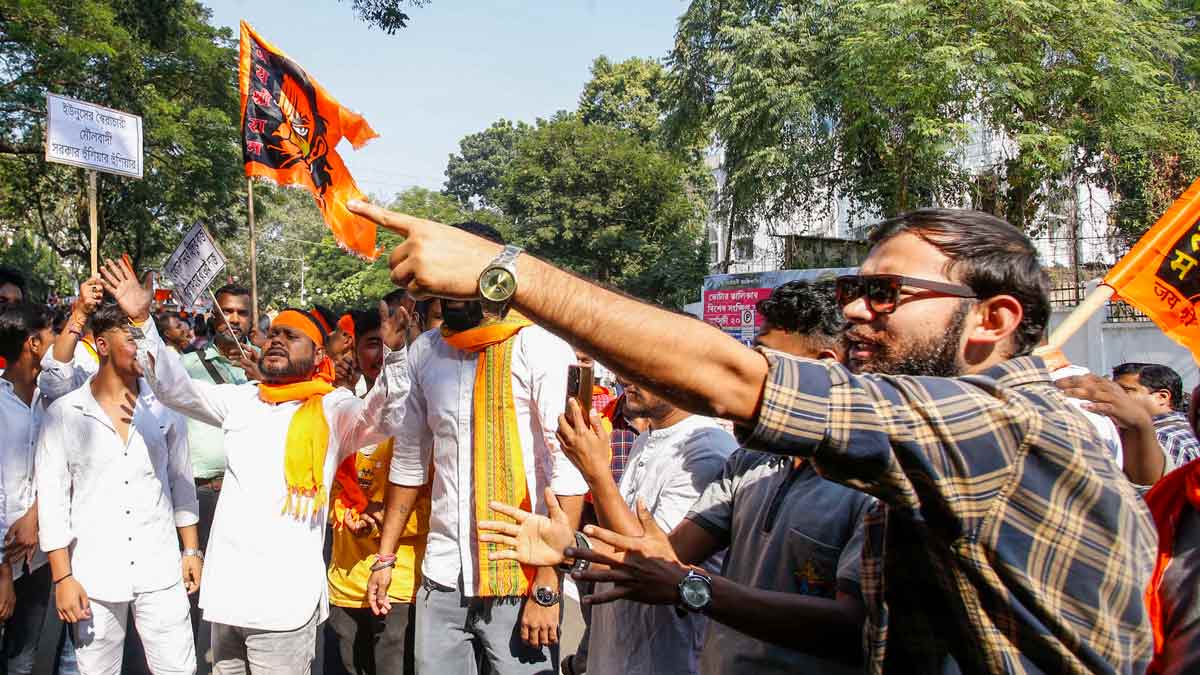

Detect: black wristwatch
[532, 585, 561, 607]
[675, 569, 713, 616]
[556, 531, 592, 575]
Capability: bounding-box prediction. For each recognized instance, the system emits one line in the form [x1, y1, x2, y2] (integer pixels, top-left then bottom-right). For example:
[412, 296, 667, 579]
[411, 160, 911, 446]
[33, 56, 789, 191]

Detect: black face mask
[442, 301, 484, 332]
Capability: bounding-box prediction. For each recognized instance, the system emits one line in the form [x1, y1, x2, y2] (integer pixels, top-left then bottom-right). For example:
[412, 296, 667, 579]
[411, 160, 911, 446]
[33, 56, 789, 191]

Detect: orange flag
[238, 21, 381, 260]
[1104, 178, 1200, 360]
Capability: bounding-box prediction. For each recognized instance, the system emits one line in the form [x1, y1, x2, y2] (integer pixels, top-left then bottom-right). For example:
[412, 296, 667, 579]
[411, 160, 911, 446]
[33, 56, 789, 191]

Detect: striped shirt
[1153, 411, 1200, 468]
[739, 352, 1156, 674]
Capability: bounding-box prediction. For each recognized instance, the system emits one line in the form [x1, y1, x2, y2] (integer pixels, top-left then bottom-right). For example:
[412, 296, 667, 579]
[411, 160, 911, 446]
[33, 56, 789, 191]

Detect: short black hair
[0, 303, 53, 362]
[451, 221, 505, 246]
[868, 208, 1051, 357]
[90, 301, 129, 338]
[0, 266, 27, 300]
[1113, 362, 1186, 411]
[757, 280, 842, 343]
[155, 311, 183, 336]
[213, 285, 251, 304]
[51, 306, 73, 334]
[383, 288, 408, 309]
[352, 307, 382, 338]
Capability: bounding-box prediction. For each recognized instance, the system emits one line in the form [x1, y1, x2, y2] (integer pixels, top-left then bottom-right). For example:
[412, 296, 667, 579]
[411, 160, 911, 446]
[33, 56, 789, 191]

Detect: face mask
[442, 302, 484, 332]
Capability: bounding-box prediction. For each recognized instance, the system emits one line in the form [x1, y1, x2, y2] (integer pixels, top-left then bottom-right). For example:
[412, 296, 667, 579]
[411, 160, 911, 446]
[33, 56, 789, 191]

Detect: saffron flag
[1104, 178, 1200, 361]
[238, 21, 381, 260]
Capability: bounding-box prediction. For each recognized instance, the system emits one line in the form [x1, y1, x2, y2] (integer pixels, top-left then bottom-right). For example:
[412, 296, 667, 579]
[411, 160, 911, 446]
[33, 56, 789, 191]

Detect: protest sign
[163, 224, 227, 309]
[44, 93, 143, 178]
[703, 267, 855, 345]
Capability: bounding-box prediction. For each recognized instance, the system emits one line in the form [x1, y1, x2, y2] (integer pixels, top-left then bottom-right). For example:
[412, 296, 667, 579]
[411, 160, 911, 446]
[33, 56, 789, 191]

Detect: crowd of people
[0, 204, 1199, 675]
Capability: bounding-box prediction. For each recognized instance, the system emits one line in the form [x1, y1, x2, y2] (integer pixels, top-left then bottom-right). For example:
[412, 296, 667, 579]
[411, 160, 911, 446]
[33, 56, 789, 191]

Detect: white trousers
[74, 580, 196, 675]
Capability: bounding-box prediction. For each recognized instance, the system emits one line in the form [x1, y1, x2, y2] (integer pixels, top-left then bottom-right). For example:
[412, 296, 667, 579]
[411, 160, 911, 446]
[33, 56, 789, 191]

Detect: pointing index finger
[348, 199, 421, 238]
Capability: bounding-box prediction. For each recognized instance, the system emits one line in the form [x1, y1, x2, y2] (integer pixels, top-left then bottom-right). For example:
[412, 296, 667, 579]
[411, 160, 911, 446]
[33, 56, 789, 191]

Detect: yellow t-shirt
[327, 440, 431, 607]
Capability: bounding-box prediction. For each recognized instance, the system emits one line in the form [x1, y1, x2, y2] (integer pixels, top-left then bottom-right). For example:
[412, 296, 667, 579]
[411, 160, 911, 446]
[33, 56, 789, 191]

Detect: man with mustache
[98, 258, 411, 675]
[365, 222, 588, 675]
[349, 201, 1157, 674]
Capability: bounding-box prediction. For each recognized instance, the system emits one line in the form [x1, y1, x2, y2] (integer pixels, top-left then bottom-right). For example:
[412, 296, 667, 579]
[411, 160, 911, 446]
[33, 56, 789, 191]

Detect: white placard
[44, 93, 143, 178]
[163, 224, 227, 309]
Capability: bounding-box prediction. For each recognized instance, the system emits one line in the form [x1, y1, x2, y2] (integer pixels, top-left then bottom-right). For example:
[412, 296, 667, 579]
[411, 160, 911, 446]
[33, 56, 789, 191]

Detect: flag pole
[88, 170, 98, 276]
[1041, 284, 1116, 352]
[247, 177, 259, 331]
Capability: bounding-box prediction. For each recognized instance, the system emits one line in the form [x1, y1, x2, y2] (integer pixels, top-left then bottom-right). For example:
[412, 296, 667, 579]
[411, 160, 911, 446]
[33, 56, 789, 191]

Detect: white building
[705, 121, 1121, 274]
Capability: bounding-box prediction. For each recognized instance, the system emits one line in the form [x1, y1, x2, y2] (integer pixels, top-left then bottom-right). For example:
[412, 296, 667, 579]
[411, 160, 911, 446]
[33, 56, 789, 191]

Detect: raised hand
[477, 487, 574, 567]
[378, 300, 416, 351]
[98, 257, 151, 323]
[73, 276, 104, 317]
[349, 200, 504, 300]
[557, 398, 611, 482]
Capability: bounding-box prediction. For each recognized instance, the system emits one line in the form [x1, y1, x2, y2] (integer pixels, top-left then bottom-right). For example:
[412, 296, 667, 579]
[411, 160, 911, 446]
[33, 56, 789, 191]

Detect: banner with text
[163, 224, 227, 309]
[44, 94, 143, 178]
[703, 268, 855, 345]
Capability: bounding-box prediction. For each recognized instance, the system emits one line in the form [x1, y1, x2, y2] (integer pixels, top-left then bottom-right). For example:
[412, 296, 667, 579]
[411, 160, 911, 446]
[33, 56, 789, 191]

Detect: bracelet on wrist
[369, 558, 397, 573]
[53, 572, 73, 585]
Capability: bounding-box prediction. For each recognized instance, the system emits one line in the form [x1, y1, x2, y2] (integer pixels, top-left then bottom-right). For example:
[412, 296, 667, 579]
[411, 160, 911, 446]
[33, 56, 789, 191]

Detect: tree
[496, 118, 707, 308]
[578, 56, 670, 145]
[443, 119, 535, 210]
[0, 0, 244, 273]
[340, 0, 430, 34]
[0, 230, 76, 302]
[669, 0, 1200, 237]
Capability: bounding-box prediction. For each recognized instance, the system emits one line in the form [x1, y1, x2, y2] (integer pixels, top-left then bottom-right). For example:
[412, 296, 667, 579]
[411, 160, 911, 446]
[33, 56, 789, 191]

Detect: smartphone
[566, 363, 594, 418]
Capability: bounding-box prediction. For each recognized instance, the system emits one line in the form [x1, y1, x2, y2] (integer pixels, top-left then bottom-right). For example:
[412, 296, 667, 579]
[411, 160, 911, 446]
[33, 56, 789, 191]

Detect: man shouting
[99, 258, 411, 675]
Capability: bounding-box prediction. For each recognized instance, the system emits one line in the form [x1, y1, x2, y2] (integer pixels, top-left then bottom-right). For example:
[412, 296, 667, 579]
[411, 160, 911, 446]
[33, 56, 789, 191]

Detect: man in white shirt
[366, 222, 588, 675]
[37, 301, 202, 674]
[554, 378, 736, 674]
[98, 258, 410, 675]
[0, 302, 56, 673]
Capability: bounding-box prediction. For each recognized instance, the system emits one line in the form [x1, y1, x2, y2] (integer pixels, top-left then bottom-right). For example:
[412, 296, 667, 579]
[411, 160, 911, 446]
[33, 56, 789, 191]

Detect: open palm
[98, 257, 151, 323]
[478, 487, 574, 567]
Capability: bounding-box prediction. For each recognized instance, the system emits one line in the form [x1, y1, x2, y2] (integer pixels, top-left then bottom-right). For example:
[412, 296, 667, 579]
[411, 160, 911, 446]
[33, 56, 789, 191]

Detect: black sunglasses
[835, 274, 977, 315]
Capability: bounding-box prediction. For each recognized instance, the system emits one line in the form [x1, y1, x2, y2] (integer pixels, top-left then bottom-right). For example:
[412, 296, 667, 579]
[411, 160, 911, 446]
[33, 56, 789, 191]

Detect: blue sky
[202, 0, 688, 198]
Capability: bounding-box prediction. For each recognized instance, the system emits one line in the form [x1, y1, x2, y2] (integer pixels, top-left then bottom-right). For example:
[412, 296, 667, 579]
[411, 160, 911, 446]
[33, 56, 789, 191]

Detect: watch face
[534, 586, 557, 606]
[680, 577, 711, 609]
[480, 266, 517, 303]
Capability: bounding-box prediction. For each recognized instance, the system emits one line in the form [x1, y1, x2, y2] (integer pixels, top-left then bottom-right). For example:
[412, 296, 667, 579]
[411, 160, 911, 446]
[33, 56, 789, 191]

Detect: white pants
[74, 580, 196, 675]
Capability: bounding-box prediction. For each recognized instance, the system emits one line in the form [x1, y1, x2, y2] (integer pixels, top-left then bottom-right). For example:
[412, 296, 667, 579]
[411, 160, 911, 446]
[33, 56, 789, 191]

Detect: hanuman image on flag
[239, 21, 381, 259]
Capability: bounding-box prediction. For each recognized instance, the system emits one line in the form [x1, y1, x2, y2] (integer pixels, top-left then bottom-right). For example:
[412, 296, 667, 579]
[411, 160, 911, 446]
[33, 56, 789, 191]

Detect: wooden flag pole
[1040, 284, 1116, 352]
[247, 177, 259, 331]
[88, 170, 98, 276]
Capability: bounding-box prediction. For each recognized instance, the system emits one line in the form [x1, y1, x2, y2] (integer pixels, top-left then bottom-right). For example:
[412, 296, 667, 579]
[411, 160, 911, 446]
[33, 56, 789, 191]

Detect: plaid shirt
[1153, 410, 1200, 468]
[741, 352, 1156, 674]
[607, 396, 639, 485]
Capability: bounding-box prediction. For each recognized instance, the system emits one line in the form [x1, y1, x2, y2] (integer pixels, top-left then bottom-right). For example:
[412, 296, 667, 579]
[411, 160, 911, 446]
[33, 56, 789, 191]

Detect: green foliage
[579, 56, 670, 145]
[233, 186, 502, 312]
[496, 119, 707, 309]
[669, 0, 1200, 235]
[340, 0, 430, 33]
[0, 0, 244, 272]
[0, 231, 76, 302]
[443, 119, 535, 210]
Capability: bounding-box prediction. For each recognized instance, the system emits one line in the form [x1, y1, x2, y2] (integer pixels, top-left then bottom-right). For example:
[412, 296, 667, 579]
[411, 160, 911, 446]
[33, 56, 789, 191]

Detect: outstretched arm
[348, 202, 770, 425]
[98, 258, 232, 426]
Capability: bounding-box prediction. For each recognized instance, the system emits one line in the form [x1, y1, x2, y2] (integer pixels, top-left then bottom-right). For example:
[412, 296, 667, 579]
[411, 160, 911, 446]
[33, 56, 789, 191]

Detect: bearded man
[99, 258, 410, 675]
[350, 202, 1156, 674]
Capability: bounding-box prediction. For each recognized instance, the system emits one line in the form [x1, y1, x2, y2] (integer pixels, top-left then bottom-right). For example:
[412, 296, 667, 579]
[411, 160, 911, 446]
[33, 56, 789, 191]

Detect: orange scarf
[331, 439, 385, 530]
[443, 311, 534, 596]
[258, 309, 336, 518]
[1144, 458, 1200, 673]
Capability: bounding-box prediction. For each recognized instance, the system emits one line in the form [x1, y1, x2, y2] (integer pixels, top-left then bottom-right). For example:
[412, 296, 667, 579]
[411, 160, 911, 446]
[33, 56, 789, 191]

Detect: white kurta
[139, 321, 409, 631]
